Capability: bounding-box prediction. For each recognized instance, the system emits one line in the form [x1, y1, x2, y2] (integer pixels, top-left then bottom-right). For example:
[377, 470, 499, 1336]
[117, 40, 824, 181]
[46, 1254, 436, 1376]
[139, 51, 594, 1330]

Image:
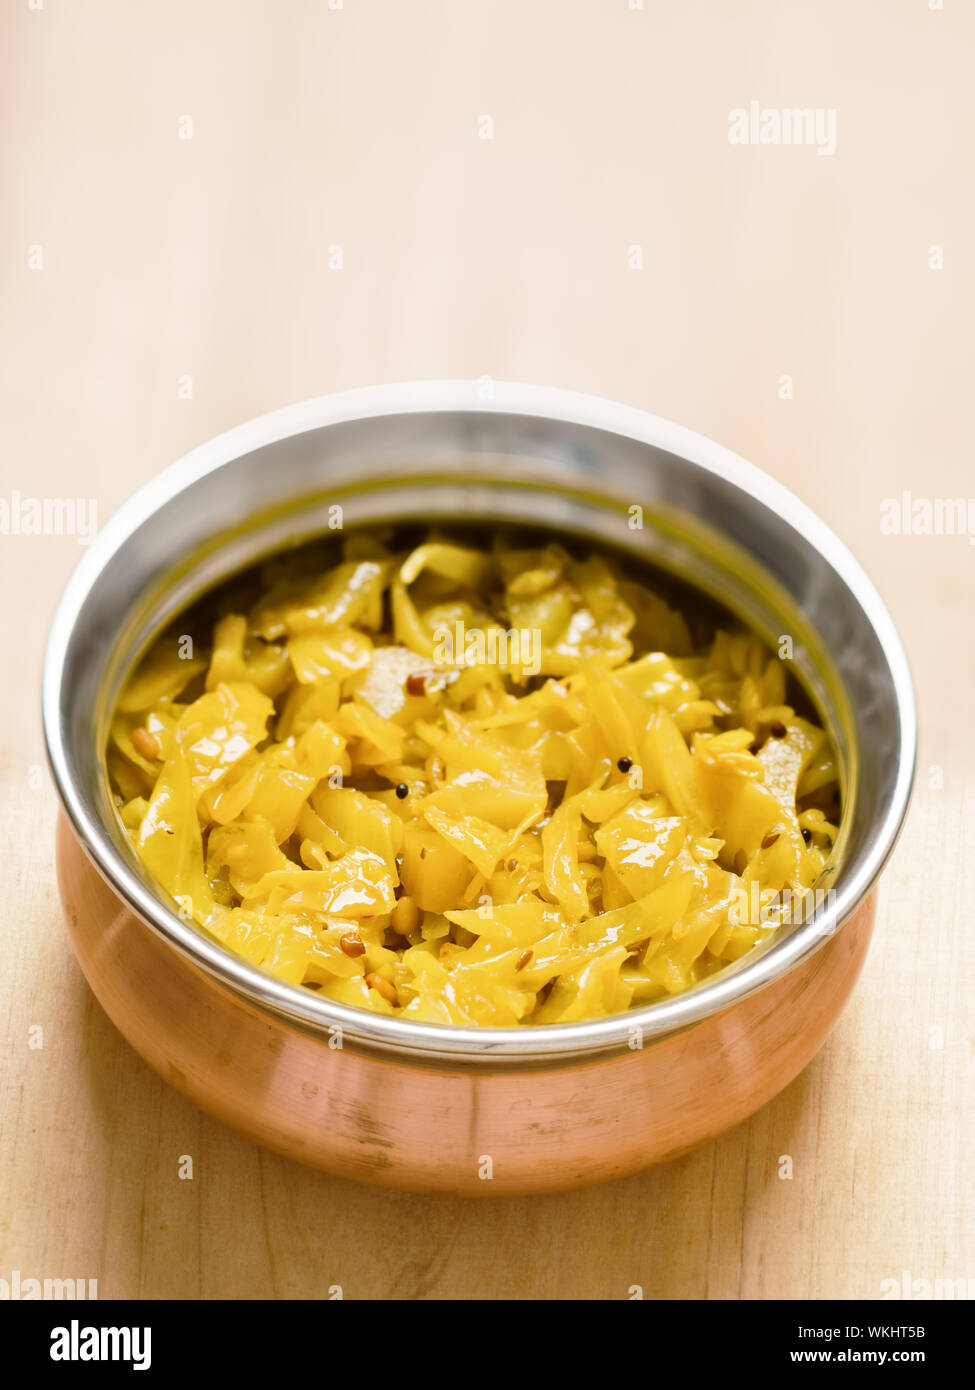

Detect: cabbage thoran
[107, 530, 840, 1027]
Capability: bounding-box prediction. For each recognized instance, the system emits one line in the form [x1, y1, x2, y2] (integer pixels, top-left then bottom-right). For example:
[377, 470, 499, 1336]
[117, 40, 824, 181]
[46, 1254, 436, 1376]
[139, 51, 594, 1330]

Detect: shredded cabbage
[108, 532, 840, 1026]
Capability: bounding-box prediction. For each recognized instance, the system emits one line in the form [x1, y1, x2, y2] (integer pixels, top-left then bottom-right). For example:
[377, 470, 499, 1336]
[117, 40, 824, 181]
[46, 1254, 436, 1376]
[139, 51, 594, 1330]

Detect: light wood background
[1, 0, 971, 1300]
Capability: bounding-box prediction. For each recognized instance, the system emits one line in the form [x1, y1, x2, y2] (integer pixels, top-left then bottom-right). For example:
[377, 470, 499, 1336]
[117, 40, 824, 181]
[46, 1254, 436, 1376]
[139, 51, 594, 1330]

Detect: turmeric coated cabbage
[108, 530, 840, 1027]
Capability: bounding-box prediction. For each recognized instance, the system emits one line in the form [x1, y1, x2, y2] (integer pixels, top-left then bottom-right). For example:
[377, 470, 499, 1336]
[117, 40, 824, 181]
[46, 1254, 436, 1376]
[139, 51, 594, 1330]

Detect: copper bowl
[43, 382, 916, 1194]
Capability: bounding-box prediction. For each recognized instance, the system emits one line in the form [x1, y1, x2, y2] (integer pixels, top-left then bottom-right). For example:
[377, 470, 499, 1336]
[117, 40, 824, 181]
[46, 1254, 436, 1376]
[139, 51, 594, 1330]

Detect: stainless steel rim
[42, 381, 917, 1064]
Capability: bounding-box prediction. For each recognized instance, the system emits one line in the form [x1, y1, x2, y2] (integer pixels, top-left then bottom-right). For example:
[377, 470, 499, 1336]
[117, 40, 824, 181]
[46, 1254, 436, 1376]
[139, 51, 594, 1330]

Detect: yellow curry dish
[107, 530, 841, 1027]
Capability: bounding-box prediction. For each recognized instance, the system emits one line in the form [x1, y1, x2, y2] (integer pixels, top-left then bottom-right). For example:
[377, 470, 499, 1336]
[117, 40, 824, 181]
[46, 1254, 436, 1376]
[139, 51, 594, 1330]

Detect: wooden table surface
[1, 0, 971, 1300]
